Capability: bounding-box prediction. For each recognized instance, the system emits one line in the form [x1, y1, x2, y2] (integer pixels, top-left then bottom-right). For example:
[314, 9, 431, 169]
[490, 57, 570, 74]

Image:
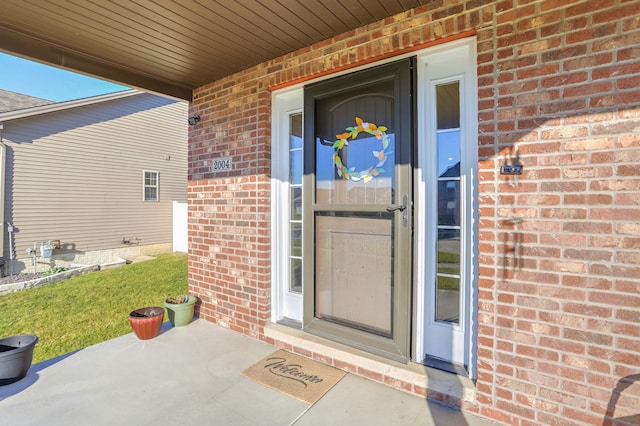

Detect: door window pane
[436, 229, 460, 324]
[437, 180, 460, 226]
[437, 82, 460, 129]
[290, 187, 302, 220]
[437, 229, 461, 277]
[289, 113, 303, 294]
[437, 129, 460, 177]
[315, 131, 395, 206]
[290, 114, 303, 149]
[290, 222, 302, 257]
[436, 275, 460, 323]
[291, 149, 303, 185]
[314, 80, 396, 207]
[434, 81, 461, 325]
[290, 256, 302, 293]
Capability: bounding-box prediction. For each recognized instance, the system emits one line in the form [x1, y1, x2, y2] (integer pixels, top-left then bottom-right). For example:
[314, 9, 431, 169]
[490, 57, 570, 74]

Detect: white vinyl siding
[1, 92, 187, 259]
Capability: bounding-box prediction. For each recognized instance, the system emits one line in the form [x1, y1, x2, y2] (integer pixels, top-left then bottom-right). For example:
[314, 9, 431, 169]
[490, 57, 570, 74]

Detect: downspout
[0, 123, 6, 276]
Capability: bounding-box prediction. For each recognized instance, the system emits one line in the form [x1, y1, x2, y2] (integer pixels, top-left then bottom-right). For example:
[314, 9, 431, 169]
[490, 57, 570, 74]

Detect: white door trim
[271, 88, 304, 323]
[414, 37, 478, 377]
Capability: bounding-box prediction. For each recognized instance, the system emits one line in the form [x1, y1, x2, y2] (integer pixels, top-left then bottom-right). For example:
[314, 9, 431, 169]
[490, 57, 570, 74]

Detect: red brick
[564, 328, 614, 346]
[561, 406, 607, 426]
[563, 302, 612, 318]
[495, 399, 536, 420]
[540, 336, 586, 355]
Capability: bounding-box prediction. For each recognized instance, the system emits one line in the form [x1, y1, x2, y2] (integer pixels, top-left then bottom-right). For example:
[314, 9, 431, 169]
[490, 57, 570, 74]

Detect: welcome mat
[241, 349, 346, 404]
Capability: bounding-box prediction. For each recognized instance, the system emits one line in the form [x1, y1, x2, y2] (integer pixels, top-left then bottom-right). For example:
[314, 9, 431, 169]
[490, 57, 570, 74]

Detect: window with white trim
[272, 89, 304, 323]
[143, 171, 159, 201]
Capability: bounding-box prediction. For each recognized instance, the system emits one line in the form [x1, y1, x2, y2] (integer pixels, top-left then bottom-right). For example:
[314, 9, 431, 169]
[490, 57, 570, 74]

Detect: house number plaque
[212, 156, 232, 172]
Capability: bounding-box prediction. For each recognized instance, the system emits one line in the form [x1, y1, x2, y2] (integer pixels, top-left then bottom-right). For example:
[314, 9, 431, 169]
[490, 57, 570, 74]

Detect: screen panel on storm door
[311, 70, 410, 346]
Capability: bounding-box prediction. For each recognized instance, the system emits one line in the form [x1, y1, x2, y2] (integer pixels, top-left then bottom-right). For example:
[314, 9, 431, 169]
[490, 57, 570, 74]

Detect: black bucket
[0, 334, 38, 385]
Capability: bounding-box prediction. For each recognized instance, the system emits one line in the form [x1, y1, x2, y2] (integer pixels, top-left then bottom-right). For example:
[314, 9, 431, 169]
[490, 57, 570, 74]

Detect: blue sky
[0, 53, 129, 102]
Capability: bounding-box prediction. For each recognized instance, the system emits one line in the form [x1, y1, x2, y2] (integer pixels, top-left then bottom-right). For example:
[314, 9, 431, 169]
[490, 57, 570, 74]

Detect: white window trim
[415, 37, 478, 378]
[271, 87, 304, 323]
[143, 170, 160, 202]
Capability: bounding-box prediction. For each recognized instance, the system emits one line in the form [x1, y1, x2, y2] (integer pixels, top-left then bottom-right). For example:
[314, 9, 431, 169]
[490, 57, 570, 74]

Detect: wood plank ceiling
[0, 0, 428, 100]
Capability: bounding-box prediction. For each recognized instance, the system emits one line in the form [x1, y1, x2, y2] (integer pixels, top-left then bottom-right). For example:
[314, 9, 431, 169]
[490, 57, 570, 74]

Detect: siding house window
[143, 171, 159, 201]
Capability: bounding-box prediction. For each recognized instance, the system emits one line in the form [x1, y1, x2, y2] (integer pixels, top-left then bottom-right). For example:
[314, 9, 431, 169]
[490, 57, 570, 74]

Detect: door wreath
[333, 117, 392, 183]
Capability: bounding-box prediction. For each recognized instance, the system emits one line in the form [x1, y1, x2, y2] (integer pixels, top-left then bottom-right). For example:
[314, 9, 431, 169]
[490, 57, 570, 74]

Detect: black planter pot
[0, 334, 39, 386]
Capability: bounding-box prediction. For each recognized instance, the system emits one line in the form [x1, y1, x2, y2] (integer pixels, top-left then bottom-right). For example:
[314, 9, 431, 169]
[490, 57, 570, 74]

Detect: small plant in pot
[164, 294, 197, 327]
[129, 306, 165, 340]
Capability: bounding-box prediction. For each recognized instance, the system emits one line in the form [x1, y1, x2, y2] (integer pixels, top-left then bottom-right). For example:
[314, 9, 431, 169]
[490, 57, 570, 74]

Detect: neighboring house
[0, 89, 53, 112]
[0, 90, 187, 275]
[0, 3, 639, 426]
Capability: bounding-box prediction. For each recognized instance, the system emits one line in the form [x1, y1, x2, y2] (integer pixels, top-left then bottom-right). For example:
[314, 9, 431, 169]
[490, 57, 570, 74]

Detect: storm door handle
[386, 195, 409, 227]
[386, 204, 406, 212]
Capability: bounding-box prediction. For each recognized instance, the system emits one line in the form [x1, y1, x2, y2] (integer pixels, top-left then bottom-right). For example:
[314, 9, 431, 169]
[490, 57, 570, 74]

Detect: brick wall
[475, 1, 640, 425]
[189, 1, 640, 425]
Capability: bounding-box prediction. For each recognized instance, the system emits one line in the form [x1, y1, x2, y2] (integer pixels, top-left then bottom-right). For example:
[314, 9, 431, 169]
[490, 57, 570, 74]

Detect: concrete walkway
[0, 320, 500, 425]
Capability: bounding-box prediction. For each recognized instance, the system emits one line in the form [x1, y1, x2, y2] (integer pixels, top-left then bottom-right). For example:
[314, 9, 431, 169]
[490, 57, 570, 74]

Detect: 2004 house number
[212, 157, 232, 172]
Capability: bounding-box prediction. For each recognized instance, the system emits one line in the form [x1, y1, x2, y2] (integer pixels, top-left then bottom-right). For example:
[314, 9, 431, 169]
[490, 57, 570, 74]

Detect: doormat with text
[241, 349, 347, 404]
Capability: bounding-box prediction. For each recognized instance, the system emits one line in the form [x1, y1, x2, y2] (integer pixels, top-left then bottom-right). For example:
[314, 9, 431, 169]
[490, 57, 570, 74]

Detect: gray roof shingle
[0, 89, 54, 113]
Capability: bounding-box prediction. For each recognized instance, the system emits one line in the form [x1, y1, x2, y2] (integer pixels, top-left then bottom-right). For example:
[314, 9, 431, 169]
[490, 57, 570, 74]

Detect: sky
[0, 53, 129, 102]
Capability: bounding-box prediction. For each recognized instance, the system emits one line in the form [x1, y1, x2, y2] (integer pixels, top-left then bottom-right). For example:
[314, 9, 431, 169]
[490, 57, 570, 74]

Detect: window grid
[143, 171, 159, 201]
[288, 114, 303, 293]
[434, 81, 462, 325]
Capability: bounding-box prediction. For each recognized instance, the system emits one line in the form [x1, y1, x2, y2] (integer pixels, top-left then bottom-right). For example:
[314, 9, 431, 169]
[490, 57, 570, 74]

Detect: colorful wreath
[333, 117, 391, 183]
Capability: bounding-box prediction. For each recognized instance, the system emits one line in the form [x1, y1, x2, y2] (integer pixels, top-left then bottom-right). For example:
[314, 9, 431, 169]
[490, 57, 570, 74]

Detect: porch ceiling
[0, 0, 428, 101]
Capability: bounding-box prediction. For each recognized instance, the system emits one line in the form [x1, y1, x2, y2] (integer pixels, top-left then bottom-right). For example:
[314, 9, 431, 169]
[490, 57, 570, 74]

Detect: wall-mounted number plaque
[212, 156, 232, 172]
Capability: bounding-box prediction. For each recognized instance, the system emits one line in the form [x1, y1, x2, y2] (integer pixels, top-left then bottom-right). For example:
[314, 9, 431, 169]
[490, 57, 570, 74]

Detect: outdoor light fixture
[188, 114, 200, 125]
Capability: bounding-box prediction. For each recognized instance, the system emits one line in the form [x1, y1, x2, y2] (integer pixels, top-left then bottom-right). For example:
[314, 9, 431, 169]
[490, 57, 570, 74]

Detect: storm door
[302, 59, 414, 362]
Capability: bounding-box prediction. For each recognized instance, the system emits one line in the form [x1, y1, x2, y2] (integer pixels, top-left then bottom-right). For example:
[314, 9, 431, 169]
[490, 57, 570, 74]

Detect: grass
[0, 252, 187, 364]
[437, 250, 461, 291]
[438, 251, 460, 264]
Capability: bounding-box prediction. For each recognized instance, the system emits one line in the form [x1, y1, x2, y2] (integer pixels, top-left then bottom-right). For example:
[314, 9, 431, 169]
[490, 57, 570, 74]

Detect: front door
[302, 59, 413, 362]
[272, 38, 477, 373]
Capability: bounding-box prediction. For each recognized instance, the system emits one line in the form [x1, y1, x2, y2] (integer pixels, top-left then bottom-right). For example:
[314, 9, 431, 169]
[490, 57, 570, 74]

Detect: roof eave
[0, 89, 145, 122]
[0, 26, 193, 102]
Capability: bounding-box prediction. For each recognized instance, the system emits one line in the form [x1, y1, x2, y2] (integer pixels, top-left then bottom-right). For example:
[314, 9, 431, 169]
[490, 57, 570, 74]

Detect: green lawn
[0, 252, 188, 363]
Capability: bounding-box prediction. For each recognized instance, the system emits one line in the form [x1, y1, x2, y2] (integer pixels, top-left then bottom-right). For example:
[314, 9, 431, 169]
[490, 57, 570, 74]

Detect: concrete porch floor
[0, 320, 500, 425]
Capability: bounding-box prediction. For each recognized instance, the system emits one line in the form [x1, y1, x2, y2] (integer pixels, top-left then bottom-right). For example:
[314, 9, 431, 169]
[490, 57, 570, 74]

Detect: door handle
[386, 204, 406, 212]
[386, 195, 409, 227]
